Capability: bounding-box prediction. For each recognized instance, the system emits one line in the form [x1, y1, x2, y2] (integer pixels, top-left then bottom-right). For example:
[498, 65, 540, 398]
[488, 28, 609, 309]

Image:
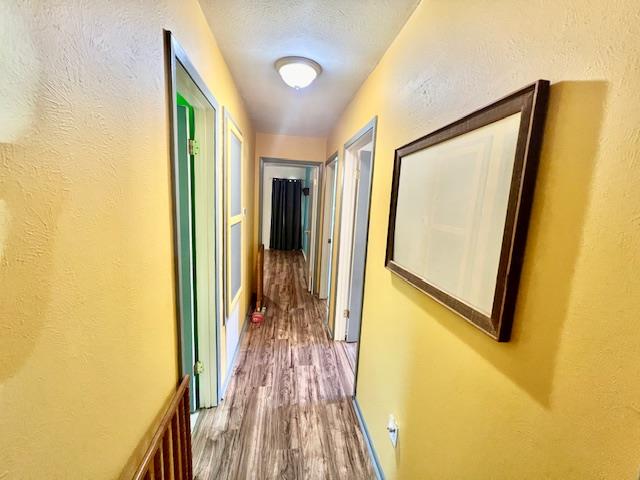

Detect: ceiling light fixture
[275, 56, 322, 89]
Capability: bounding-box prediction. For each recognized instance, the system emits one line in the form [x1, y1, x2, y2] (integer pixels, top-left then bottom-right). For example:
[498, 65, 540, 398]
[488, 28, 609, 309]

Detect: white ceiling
[198, 0, 420, 136]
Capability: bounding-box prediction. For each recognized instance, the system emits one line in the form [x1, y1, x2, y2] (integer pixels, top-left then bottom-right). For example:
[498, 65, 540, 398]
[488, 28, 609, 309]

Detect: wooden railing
[256, 244, 264, 311]
[132, 376, 192, 480]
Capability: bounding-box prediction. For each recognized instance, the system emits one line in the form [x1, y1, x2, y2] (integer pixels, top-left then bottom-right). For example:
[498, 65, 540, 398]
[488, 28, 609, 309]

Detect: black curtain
[270, 178, 303, 250]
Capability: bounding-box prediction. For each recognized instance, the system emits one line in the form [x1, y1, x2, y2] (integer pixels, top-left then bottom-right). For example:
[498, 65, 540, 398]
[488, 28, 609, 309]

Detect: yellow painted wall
[253, 132, 326, 247]
[0, 1, 254, 478]
[327, 1, 640, 478]
[255, 132, 326, 164]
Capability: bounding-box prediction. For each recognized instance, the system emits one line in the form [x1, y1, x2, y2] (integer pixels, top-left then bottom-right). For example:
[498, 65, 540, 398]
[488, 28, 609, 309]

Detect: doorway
[333, 118, 377, 391]
[258, 158, 322, 292]
[166, 31, 221, 412]
[269, 178, 304, 250]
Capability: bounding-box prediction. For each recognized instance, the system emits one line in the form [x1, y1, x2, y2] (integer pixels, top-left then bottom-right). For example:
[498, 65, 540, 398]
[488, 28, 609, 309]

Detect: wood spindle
[154, 447, 163, 480]
[183, 383, 192, 479]
[179, 398, 188, 480]
[181, 392, 188, 480]
[163, 431, 173, 480]
[173, 413, 182, 479]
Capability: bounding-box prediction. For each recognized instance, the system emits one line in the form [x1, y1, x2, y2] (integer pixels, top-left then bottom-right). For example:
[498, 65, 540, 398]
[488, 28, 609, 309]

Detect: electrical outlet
[387, 414, 398, 448]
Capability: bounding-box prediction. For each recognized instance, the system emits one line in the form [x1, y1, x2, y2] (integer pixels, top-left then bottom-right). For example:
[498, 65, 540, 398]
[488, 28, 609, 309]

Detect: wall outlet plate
[387, 414, 398, 448]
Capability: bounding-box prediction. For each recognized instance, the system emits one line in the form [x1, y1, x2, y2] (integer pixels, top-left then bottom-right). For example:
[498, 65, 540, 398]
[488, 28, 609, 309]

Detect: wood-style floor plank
[192, 250, 374, 479]
[336, 341, 358, 375]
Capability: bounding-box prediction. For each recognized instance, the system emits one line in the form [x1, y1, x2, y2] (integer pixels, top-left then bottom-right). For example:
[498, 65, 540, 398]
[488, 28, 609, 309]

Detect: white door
[307, 167, 319, 291]
[319, 160, 337, 314]
[346, 151, 373, 342]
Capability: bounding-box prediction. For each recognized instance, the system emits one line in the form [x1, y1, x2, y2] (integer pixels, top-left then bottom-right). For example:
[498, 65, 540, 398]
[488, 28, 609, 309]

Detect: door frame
[164, 30, 222, 408]
[345, 149, 374, 343]
[258, 157, 324, 290]
[330, 117, 377, 394]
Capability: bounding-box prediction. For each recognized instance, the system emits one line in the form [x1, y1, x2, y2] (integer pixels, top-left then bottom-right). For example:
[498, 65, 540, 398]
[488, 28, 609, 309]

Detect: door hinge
[343, 309, 350, 318]
[188, 138, 200, 156]
[194, 360, 204, 375]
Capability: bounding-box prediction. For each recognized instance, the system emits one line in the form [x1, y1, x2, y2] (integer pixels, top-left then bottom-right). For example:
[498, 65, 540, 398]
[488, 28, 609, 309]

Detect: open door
[346, 150, 373, 342]
[175, 103, 198, 408]
[307, 167, 319, 291]
[319, 157, 338, 325]
[224, 112, 244, 383]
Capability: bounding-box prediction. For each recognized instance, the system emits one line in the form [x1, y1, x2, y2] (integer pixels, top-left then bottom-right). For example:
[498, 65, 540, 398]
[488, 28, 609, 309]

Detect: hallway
[192, 250, 374, 479]
[6, 1, 640, 478]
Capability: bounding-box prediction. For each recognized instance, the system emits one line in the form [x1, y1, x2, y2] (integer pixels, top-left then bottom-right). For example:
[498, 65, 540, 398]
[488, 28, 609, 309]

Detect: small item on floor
[251, 307, 266, 324]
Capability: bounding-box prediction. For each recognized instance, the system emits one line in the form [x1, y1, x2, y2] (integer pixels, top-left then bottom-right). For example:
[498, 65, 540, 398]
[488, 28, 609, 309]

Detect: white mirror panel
[393, 112, 521, 315]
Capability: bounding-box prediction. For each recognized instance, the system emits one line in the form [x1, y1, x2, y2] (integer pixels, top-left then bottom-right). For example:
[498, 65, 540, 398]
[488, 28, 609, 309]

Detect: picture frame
[385, 80, 550, 341]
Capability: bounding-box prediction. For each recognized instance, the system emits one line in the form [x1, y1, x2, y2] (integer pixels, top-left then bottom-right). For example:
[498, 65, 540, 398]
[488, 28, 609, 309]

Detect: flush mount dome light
[275, 56, 322, 89]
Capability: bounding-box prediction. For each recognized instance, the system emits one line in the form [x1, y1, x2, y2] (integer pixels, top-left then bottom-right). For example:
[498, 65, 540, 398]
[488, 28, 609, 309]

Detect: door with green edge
[176, 101, 198, 411]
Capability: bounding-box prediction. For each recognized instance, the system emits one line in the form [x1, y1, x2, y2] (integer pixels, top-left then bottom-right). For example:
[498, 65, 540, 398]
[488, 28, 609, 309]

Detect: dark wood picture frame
[385, 80, 550, 341]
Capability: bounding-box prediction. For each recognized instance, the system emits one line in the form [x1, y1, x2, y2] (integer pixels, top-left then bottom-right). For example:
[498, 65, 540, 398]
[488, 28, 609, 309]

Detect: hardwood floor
[192, 250, 375, 480]
[336, 342, 358, 375]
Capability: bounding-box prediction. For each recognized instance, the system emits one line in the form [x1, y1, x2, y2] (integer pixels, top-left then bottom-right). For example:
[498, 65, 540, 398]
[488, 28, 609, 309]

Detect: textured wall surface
[326, 0, 640, 478]
[0, 1, 254, 478]
[256, 132, 327, 164]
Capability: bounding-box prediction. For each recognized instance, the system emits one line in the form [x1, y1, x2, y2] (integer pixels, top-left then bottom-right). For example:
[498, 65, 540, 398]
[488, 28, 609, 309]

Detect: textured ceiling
[198, 0, 420, 136]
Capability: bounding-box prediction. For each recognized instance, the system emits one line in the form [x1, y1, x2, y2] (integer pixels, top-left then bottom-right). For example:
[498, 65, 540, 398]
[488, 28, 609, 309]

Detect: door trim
[330, 117, 378, 397]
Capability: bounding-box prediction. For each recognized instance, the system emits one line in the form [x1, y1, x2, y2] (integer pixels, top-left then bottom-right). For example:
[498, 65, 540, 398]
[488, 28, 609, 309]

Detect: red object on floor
[251, 310, 265, 324]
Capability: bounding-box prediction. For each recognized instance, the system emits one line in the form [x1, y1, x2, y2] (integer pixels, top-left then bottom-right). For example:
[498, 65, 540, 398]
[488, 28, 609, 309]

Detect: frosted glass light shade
[275, 57, 322, 89]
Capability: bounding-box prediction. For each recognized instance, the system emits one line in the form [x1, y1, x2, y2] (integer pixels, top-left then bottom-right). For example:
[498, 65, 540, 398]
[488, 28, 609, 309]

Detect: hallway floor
[337, 341, 358, 375]
[192, 250, 375, 479]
